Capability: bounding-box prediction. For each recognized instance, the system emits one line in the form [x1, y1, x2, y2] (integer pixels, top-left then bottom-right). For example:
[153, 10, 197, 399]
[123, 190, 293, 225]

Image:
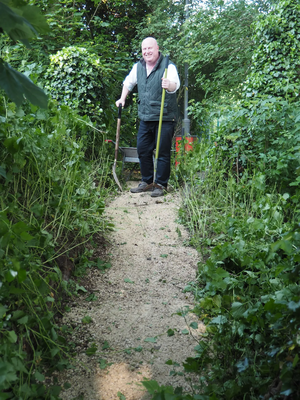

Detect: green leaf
[231, 302, 247, 319]
[0, 59, 48, 108]
[64, 382, 72, 389]
[98, 358, 113, 370]
[189, 322, 198, 329]
[141, 380, 161, 394]
[181, 329, 189, 335]
[210, 315, 228, 325]
[50, 347, 60, 358]
[17, 315, 29, 324]
[5, 269, 18, 282]
[76, 284, 87, 293]
[236, 358, 249, 372]
[124, 278, 134, 283]
[144, 337, 157, 343]
[288, 301, 300, 311]
[102, 340, 110, 350]
[85, 293, 97, 301]
[167, 329, 175, 337]
[0, 305, 7, 319]
[0, 2, 37, 43]
[86, 343, 98, 356]
[81, 315, 92, 324]
[96, 259, 112, 272]
[7, 330, 17, 343]
[0, 166, 6, 179]
[4, 136, 23, 154]
[117, 392, 126, 400]
[11, 221, 30, 235]
[183, 357, 200, 372]
[20, 231, 34, 241]
[293, 354, 299, 368]
[17, 269, 27, 283]
[34, 370, 45, 382]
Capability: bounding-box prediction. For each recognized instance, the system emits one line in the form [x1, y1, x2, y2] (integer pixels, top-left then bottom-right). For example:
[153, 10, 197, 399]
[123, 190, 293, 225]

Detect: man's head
[141, 37, 160, 66]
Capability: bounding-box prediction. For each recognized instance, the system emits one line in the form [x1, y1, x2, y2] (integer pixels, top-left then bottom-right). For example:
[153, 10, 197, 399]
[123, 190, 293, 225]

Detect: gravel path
[56, 183, 203, 400]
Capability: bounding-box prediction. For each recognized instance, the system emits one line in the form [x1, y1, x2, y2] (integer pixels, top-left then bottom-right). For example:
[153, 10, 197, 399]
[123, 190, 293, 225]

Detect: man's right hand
[115, 99, 125, 107]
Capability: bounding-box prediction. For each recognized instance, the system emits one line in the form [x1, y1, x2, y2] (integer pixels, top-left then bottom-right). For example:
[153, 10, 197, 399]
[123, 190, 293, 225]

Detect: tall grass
[0, 98, 114, 398]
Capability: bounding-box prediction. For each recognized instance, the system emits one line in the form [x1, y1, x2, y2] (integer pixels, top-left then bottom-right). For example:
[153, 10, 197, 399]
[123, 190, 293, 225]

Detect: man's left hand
[161, 78, 176, 92]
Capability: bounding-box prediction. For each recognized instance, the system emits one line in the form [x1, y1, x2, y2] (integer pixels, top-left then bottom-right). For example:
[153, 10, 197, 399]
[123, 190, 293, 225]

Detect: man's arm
[115, 85, 130, 107]
[115, 63, 138, 107]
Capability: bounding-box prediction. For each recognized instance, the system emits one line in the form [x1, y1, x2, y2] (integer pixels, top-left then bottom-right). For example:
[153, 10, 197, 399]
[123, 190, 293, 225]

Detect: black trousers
[137, 120, 175, 187]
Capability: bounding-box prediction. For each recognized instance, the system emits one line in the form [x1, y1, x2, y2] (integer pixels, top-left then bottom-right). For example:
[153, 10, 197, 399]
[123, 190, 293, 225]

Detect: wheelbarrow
[105, 140, 140, 172]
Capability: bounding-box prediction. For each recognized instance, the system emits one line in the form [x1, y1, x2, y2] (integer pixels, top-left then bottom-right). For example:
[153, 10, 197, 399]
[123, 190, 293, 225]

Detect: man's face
[142, 38, 159, 65]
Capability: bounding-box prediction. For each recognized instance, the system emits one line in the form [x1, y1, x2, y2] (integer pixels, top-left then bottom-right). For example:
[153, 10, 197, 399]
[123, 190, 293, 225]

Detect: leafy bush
[172, 136, 300, 399]
[0, 96, 112, 398]
[209, 98, 300, 191]
[44, 46, 112, 124]
[244, 0, 300, 101]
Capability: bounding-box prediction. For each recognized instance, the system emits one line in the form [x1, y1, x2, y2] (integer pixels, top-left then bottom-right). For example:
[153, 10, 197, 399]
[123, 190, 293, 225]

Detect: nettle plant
[44, 46, 111, 123]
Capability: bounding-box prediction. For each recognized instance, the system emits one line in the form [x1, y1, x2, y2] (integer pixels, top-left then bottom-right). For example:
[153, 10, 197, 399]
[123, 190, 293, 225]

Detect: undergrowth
[146, 135, 300, 399]
[0, 97, 114, 399]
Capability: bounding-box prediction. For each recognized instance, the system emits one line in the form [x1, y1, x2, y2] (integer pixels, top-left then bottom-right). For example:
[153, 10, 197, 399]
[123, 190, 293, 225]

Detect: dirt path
[56, 182, 203, 400]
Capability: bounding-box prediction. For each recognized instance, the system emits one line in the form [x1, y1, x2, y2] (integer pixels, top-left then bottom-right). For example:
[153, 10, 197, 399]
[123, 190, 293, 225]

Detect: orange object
[175, 135, 197, 166]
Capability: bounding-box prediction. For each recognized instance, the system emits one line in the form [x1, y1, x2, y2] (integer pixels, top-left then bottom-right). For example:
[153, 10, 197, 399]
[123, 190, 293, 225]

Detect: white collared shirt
[123, 62, 180, 94]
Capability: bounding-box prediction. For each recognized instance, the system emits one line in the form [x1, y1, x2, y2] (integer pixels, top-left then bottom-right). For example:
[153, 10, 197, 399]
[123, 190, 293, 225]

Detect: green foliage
[167, 2, 300, 396]
[174, 134, 300, 398]
[206, 97, 300, 191]
[0, 0, 48, 108]
[0, 96, 113, 398]
[244, 0, 300, 101]
[44, 46, 111, 123]
[38, 0, 152, 54]
[184, 0, 258, 100]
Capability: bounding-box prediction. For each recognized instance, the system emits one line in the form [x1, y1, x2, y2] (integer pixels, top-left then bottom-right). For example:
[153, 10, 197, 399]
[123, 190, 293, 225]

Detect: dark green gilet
[137, 53, 178, 122]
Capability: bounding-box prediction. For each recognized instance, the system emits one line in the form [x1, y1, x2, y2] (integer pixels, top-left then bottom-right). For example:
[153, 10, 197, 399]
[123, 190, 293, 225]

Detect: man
[115, 37, 180, 197]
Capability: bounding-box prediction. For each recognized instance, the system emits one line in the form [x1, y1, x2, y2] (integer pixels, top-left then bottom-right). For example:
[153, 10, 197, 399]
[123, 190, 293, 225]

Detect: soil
[55, 181, 204, 400]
